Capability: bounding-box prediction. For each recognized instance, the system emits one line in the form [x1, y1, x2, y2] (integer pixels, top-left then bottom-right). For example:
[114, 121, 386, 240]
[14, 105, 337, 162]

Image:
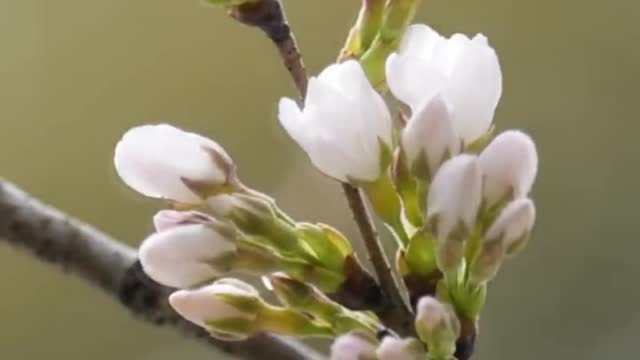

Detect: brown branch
[0, 180, 322, 360]
[341, 183, 413, 336]
[230, 0, 308, 97]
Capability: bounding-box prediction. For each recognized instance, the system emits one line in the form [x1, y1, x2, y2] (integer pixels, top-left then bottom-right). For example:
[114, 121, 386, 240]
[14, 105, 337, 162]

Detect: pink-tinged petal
[427, 154, 482, 240]
[114, 124, 231, 204]
[478, 130, 538, 205]
[138, 224, 236, 288]
[402, 94, 460, 176]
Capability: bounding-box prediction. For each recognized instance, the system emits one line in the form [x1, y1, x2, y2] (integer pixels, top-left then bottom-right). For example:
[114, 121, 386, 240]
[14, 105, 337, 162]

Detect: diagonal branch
[341, 184, 413, 335]
[230, 0, 308, 97]
[0, 180, 322, 360]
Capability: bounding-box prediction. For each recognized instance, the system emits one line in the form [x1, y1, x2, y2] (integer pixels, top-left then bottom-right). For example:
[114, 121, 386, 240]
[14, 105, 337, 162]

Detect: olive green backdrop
[1, 1, 637, 359]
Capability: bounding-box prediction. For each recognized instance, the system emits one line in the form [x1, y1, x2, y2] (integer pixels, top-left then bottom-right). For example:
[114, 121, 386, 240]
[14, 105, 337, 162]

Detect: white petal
[153, 210, 213, 232]
[114, 124, 230, 204]
[486, 198, 536, 248]
[401, 94, 460, 176]
[280, 61, 391, 182]
[278, 97, 310, 152]
[445, 35, 502, 143]
[386, 53, 447, 112]
[386, 25, 503, 144]
[478, 130, 538, 205]
[317, 60, 372, 100]
[386, 25, 448, 111]
[212, 278, 260, 297]
[376, 338, 421, 360]
[138, 224, 236, 288]
[429, 33, 471, 76]
[427, 154, 482, 240]
[398, 24, 443, 60]
[330, 334, 376, 360]
[169, 280, 256, 327]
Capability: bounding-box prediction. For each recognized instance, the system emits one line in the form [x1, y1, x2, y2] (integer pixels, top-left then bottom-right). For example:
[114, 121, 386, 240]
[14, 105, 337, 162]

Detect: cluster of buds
[113, 0, 540, 359]
[329, 296, 460, 360]
[114, 124, 383, 340]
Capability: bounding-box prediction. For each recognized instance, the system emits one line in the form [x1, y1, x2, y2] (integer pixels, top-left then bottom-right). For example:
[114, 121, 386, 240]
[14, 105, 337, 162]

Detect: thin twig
[230, 0, 308, 96]
[0, 180, 322, 360]
[230, 0, 413, 335]
[341, 183, 413, 336]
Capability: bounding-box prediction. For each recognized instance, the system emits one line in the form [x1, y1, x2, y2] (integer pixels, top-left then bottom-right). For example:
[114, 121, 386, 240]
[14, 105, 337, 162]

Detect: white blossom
[138, 223, 237, 288]
[279, 60, 393, 182]
[427, 154, 482, 241]
[478, 130, 538, 206]
[401, 94, 460, 178]
[169, 278, 260, 329]
[114, 124, 234, 204]
[330, 333, 376, 360]
[386, 24, 502, 144]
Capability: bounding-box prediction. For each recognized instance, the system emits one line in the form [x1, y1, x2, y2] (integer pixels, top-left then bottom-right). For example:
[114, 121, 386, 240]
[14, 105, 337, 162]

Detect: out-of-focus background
[0, 1, 637, 359]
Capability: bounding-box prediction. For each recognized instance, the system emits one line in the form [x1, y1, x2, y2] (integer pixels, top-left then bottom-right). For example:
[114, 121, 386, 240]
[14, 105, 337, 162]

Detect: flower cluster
[114, 5, 538, 359]
[280, 24, 537, 319]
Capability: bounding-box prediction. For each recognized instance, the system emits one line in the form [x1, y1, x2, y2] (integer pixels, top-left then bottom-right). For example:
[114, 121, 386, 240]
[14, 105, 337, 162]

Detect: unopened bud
[138, 221, 237, 288]
[487, 198, 536, 256]
[427, 155, 482, 273]
[169, 278, 262, 340]
[401, 94, 460, 181]
[330, 333, 377, 360]
[415, 297, 460, 359]
[427, 155, 482, 241]
[478, 130, 538, 206]
[114, 124, 237, 204]
[376, 337, 424, 360]
[468, 236, 504, 285]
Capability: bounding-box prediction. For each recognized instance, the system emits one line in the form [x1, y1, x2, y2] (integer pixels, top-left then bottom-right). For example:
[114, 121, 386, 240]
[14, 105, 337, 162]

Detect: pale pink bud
[114, 124, 235, 204]
[478, 130, 538, 206]
[401, 94, 460, 179]
[138, 222, 237, 288]
[330, 333, 376, 360]
[169, 278, 260, 331]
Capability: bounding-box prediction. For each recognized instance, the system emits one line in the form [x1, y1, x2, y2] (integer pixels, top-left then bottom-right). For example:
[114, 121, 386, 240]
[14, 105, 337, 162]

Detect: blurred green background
[1, 0, 637, 359]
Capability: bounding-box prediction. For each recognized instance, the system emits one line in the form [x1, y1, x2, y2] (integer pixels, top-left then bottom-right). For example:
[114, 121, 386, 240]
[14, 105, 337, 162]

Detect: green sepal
[464, 125, 496, 154]
[392, 147, 424, 228]
[360, 0, 423, 89]
[405, 229, 438, 275]
[256, 305, 334, 338]
[268, 273, 341, 320]
[295, 222, 353, 272]
[215, 293, 262, 314]
[340, 0, 386, 59]
[359, 167, 410, 247]
[206, 317, 255, 337]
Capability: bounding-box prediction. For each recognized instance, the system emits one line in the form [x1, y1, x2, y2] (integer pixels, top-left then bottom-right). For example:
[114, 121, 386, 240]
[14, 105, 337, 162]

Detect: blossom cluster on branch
[113, 1, 538, 359]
